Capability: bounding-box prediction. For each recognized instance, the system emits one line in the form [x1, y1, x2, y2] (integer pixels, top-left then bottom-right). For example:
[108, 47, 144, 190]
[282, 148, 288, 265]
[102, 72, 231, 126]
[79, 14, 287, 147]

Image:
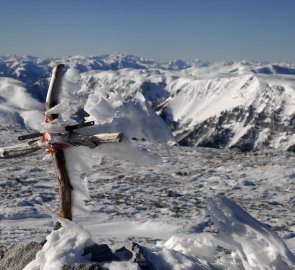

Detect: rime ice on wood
[0, 64, 125, 221]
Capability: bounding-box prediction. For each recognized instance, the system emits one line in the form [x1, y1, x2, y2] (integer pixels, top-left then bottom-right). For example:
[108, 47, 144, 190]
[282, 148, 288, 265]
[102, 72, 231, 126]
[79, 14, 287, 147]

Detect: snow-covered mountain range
[1, 54, 295, 269]
[1, 54, 295, 151]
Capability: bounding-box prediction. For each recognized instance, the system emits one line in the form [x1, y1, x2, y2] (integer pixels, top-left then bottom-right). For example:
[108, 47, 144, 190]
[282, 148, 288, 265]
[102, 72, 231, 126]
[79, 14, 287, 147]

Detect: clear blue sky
[0, 0, 294, 62]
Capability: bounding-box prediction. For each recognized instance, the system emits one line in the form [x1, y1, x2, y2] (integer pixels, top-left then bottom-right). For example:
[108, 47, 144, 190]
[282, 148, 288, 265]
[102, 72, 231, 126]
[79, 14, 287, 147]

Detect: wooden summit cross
[0, 64, 124, 220]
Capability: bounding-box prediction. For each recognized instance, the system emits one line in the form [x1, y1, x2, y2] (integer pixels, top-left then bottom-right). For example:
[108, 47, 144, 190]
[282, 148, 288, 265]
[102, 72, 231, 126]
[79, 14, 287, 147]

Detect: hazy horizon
[2, 53, 295, 65]
[1, 0, 295, 62]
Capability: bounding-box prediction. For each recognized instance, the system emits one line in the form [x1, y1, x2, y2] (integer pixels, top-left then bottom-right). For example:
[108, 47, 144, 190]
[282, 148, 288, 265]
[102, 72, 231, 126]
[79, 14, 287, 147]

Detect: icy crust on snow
[23, 197, 295, 270]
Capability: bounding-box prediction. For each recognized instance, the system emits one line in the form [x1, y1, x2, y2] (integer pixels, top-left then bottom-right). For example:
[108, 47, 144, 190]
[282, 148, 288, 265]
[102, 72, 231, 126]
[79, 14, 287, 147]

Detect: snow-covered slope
[77, 61, 295, 151]
[0, 55, 295, 151]
[0, 54, 160, 102]
[157, 61, 295, 151]
[0, 77, 43, 129]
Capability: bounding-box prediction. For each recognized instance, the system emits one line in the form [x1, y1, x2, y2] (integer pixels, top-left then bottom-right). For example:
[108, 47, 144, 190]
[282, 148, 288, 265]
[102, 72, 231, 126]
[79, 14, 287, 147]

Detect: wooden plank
[46, 64, 73, 221]
[18, 132, 43, 141]
[65, 121, 95, 132]
[1, 132, 124, 159]
[46, 64, 65, 115]
[94, 132, 124, 143]
[0, 140, 42, 159]
[51, 150, 73, 220]
[63, 132, 124, 148]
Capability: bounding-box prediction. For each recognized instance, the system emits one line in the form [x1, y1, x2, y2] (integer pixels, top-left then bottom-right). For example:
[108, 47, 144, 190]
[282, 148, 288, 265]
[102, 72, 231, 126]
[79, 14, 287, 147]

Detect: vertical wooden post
[46, 64, 72, 220]
[51, 151, 73, 220]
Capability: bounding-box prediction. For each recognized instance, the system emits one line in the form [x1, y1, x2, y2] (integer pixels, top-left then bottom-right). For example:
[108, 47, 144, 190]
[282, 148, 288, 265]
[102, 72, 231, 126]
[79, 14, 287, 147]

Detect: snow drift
[20, 196, 295, 270]
[164, 196, 295, 269]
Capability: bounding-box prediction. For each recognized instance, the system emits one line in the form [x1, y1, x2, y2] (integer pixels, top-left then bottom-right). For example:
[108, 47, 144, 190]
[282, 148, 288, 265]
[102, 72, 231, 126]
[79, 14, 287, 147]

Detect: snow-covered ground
[0, 129, 294, 269]
[0, 57, 295, 269]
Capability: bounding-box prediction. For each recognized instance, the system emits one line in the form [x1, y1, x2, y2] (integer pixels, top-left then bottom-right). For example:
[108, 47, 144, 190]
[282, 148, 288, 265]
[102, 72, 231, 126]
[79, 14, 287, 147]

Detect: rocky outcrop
[124, 242, 156, 270]
[62, 264, 101, 270]
[0, 240, 156, 270]
[0, 241, 44, 270]
[83, 244, 119, 262]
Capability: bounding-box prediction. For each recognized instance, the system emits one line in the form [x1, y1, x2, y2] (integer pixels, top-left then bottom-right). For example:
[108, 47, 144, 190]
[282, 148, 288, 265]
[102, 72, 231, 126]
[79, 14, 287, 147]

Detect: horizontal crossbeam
[0, 132, 124, 159]
[0, 140, 42, 159]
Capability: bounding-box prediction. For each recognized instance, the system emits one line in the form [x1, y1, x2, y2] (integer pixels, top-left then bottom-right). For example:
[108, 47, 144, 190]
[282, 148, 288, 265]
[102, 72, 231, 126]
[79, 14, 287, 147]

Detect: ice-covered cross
[0, 64, 124, 221]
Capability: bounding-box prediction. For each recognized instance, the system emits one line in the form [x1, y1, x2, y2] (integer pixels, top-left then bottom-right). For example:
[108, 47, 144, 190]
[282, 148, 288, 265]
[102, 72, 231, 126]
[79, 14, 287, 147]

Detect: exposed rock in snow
[62, 264, 101, 270]
[84, 244, 119, 262]
[123, 242, 156, 270]
[0, 241, 44, 270]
